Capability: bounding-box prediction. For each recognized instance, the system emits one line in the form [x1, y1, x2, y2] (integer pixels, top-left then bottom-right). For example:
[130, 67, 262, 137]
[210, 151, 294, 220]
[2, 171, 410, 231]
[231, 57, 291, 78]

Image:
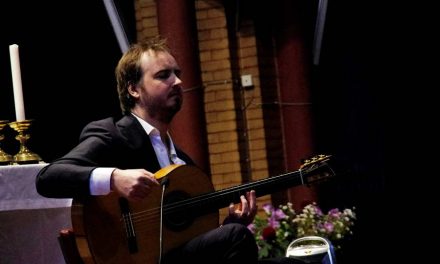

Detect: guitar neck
[165, 170, 304, 217]
[214, 170, 303, 205]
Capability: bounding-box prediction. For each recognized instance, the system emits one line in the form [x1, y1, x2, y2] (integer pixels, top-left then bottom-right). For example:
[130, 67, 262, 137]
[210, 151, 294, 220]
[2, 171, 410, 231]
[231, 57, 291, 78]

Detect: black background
[1, 0, 135, 161]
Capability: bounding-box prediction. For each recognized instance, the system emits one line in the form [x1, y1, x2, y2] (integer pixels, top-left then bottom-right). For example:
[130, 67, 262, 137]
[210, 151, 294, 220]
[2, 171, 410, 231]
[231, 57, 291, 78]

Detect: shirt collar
[132, 113, 156, 135]
[131, 113, 178, 156]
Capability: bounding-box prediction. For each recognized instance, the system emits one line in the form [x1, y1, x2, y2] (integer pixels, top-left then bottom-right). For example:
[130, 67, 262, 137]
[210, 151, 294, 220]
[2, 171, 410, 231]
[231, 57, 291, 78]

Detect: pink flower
[263, 203, 287, 229]
[328, 208, 341, 218]
[324, 221, 334, 232]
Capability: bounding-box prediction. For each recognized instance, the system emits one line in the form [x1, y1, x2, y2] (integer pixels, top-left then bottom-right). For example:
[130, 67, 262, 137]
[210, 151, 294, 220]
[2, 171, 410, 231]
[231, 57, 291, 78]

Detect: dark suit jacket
[35, 115, 194, 199]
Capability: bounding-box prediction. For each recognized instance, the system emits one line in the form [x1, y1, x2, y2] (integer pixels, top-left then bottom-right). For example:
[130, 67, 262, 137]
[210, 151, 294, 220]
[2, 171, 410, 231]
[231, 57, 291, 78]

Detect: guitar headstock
[300, 154, 335, 184]
[300, 154, 331, 169]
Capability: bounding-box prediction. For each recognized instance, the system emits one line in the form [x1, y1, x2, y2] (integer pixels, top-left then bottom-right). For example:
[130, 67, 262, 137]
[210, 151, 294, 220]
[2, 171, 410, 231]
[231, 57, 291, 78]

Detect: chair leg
[58, 228, 84, 264]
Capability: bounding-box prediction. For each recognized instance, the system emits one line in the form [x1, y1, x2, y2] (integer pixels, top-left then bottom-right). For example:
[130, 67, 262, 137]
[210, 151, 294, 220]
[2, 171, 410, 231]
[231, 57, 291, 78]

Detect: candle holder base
[0, 120, 13, 165]
[9, 120, 42, 165]
[0, 150, 13, 165]
[13, 151, 42, 164]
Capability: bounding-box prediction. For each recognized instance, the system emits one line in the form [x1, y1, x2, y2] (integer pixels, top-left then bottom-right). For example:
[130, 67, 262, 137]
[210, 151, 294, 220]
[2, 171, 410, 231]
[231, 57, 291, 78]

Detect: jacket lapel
[116, 115, 161, 172]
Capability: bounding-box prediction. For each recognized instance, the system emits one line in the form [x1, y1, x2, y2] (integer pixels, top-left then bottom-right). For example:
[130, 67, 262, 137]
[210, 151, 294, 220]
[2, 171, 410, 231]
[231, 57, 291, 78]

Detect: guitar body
[71, 165, 219, 264]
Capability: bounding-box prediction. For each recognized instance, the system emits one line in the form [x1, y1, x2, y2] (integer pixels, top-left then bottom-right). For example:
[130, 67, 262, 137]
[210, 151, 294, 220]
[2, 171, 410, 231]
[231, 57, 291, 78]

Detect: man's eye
[156, 71, 171, 79]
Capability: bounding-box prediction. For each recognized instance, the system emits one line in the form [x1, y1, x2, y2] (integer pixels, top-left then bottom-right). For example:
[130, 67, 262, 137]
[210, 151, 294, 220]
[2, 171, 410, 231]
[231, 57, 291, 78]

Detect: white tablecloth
[0, 164, 72, 264]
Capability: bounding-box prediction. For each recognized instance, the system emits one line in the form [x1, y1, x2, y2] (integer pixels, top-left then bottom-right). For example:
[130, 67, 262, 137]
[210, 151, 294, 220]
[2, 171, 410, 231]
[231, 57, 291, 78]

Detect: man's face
[137, 50, 183, 123]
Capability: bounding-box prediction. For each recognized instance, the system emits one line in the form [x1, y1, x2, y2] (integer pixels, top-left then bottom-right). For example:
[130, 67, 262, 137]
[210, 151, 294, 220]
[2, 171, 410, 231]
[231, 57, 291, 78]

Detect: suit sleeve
[35, 118, 117, 199]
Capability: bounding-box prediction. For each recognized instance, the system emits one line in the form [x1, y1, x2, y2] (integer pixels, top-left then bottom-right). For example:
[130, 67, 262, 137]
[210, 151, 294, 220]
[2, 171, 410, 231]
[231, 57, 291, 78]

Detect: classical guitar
[71, 154, 333, 264]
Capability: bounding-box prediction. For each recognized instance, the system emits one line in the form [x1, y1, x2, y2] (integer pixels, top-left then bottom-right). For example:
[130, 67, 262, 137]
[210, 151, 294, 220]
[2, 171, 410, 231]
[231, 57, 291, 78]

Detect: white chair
[285, 236, 336, 264]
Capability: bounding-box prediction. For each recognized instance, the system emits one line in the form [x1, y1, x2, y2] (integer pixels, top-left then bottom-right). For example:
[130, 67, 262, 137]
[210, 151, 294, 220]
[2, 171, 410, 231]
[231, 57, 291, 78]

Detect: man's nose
[174, 75, 182, 86]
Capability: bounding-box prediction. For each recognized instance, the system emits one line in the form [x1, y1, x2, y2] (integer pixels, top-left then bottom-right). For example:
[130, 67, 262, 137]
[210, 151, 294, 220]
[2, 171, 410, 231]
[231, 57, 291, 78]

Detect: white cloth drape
[0, 164, 72, 264]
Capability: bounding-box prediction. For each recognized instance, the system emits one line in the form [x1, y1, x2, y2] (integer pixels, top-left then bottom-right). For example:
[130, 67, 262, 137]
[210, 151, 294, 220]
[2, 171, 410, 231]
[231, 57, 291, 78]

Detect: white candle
[9, 44, 26, 121]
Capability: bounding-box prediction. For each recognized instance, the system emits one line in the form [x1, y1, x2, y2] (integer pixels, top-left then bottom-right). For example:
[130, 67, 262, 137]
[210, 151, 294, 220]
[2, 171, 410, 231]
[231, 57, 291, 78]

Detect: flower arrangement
[248, 202, 356, 259]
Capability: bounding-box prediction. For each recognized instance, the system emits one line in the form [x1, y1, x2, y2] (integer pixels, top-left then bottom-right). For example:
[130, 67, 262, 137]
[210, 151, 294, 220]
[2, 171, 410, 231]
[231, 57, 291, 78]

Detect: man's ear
[127, 84, 140, 99]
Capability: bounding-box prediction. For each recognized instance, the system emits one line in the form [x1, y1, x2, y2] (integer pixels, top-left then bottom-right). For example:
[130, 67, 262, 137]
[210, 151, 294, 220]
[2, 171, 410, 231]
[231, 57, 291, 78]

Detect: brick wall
[135, 0, 158, 40]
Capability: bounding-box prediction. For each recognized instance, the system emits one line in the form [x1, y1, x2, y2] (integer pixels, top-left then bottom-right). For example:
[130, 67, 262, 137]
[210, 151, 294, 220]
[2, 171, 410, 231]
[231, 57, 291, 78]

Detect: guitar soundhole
[163, 190, 193, 232]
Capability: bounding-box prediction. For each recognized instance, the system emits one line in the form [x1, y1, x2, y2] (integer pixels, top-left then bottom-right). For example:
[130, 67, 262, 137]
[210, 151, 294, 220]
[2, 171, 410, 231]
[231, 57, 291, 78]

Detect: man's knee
[221, 223, 254, 240]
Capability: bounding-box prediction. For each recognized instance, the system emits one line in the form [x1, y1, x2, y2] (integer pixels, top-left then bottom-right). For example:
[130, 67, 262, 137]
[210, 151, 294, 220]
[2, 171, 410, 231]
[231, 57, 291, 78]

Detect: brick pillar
[275, 0, 317, 210]
[156, 0, 210, 174]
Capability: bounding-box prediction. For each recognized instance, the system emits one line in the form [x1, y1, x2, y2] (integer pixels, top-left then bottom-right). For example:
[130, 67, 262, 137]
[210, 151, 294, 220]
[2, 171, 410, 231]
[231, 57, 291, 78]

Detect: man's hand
[224, 190, 258, 226]
[110, 168, 160, 202]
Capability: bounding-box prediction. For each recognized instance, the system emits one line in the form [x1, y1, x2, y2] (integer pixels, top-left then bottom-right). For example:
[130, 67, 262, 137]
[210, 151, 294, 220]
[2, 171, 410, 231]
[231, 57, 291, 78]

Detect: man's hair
[115, 36, 171, 115]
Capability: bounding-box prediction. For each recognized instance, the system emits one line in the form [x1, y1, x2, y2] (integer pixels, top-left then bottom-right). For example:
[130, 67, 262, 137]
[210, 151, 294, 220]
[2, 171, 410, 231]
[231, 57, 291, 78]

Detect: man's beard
[146, 95, 182, 124]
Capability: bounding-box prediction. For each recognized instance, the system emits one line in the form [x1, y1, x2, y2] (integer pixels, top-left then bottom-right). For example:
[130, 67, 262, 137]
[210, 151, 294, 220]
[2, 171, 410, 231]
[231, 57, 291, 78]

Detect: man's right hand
[110, 169, 160, 201]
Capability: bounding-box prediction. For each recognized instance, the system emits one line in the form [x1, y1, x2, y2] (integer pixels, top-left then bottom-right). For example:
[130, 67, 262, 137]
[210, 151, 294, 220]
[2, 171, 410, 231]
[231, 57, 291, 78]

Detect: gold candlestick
[0, 120, 13, 165]
[9, 120, 42, 164]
